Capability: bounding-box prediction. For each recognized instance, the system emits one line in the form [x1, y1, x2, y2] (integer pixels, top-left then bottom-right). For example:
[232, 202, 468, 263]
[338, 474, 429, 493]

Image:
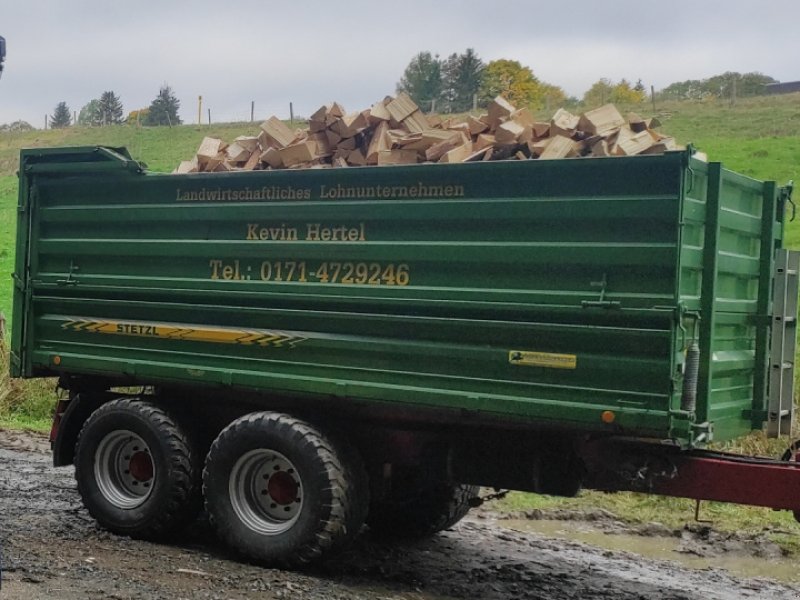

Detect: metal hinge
[581, 273, 621, 309]
[13, 273, 26, 291]
[18, 182, 37, 213]
[56, 260, 80, 286]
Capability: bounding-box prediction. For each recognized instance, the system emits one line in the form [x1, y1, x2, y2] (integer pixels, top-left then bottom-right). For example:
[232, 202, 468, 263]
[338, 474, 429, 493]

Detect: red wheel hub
[267, 471, 298, 505]
[129, 451, 153, 482]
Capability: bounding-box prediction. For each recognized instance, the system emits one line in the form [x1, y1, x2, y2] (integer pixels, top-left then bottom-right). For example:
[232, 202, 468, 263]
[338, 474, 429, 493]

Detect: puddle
[502, 519, 800, 584]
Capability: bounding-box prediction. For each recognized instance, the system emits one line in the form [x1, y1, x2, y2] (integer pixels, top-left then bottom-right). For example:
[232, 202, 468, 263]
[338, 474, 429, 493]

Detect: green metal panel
[11, 147, 784, 445]
[677, 157, 784, 443]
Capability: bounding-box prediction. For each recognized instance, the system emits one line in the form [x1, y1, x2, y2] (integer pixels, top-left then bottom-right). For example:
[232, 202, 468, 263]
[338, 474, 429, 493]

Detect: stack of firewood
[174, 94, 678, 173]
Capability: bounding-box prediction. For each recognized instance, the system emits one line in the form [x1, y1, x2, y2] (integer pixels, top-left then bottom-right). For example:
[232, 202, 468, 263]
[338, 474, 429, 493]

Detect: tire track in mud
[1, 430, 799, 600]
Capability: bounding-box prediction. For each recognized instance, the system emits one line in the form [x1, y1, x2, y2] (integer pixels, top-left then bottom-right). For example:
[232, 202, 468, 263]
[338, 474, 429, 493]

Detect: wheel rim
[94, 430, 155, 509]
[229, 449, 303, 535]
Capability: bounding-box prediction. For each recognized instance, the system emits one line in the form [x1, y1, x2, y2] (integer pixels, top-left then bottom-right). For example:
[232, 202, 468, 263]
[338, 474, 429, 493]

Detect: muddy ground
[1, 429, 798, 600]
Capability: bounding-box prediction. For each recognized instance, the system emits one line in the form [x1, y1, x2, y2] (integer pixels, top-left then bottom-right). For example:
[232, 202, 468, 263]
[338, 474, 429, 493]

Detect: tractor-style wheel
[368, 480, 478, 539]
[74, 398, 201, 539]
[203, 412, 368, 566]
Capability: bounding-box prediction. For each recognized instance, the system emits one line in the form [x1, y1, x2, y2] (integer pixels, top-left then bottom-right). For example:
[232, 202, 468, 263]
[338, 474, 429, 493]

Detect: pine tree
[98, 91, 124, 125]
[396, 52, 443, 112]
[441, 49, 484, 113]
[50, 101, 71, 128]
[145, 85, 181, 126]
[439, 53, 460, 112]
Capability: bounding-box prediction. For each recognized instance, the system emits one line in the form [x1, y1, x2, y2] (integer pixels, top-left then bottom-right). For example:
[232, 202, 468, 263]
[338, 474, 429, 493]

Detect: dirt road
[1, 429, 798, 600]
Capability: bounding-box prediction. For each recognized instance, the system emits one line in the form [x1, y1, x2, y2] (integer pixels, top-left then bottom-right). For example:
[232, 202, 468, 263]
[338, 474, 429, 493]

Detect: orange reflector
[601, 410, 615, 424]
[53, 355, 62, 365]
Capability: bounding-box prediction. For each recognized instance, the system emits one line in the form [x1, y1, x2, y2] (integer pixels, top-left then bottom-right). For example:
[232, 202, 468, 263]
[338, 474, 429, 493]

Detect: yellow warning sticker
[61, 318, 306, 348]
[509, 351, 577, 370]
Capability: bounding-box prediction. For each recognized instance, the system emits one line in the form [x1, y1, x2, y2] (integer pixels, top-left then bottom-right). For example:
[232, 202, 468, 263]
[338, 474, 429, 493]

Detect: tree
[50, 101, 71, 128]
[659, 71, 777, 101]
[704, 71, 777, 99]
[440, 48, 485, 112]
[126, 108, 149, 125]
[0, 120, 34, 132]
[98, 91, 124, 125]
[659, 78, 709, 101]
[479, 59, 548, 109]
[582, 78, 614, 107]
[145, 85, 181, 126]
[539, 83, 567, 111]
[582, 78, 644, 107]
[396, 52, 443, 112]
[78, 99, 102, 126]
[610, 79, 646, 104]
[737, 72, 778, 96]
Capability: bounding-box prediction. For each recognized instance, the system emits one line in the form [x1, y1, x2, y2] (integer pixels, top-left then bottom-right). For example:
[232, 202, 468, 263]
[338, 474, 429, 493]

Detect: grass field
[1, 94, 800, 547]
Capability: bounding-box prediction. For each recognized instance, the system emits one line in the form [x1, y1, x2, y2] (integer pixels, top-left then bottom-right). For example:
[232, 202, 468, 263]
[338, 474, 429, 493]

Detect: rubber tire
[367, 481, 478, 539]
[74, 398, 201, 539]
[203, 412, 369, 566]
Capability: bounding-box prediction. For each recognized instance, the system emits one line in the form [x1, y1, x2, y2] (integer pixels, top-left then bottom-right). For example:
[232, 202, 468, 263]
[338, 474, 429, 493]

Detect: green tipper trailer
[11, 146, 800, 565]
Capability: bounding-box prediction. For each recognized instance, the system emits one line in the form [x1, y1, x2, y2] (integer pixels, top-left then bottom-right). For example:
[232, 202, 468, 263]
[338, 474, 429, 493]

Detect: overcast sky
[1, 0, 798, 127]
